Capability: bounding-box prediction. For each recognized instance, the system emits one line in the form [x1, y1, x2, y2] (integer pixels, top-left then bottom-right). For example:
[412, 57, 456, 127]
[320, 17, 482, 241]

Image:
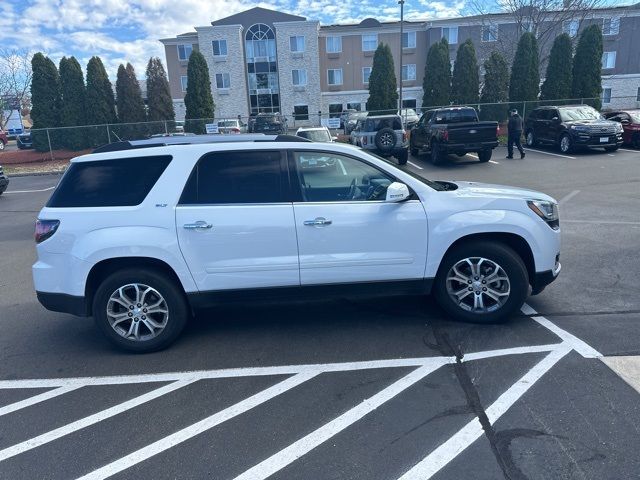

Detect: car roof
[366, 114, 401, 119]
[296, 127, 328, 131]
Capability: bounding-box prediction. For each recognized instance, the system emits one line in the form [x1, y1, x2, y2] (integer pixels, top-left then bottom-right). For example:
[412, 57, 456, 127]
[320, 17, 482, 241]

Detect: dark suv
[250, 113, 288, 134]
[525, 105, 623, 154]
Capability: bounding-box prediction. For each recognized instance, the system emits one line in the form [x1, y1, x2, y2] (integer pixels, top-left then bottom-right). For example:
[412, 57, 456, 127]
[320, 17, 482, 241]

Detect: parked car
[295, 126, 333, 142]
[174, 121, 185, 133]
[343, 111, 368, 135]
[217, 119, 247, 134]
[0, 129, 8, 151]
[410, 107, 499, 164]
[350, 114, 409, 164]
[399, 108, 420, 129]
[0, 164, 8, 195]
[525, 105, 623, 154]
[251, 113, 288, 134]
[33, 135, 561, 352]
[603, 110, 640, 148]
[17, 130, 33, 149]
[340, 109, 357, 128]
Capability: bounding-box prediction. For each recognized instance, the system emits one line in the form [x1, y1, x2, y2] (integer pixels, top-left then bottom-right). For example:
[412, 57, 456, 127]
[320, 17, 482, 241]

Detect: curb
[7, 171, 64, 178]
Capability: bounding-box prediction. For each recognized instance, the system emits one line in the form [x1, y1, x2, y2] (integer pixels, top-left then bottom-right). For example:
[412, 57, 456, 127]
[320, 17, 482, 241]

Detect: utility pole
[398, 0, 405, 114]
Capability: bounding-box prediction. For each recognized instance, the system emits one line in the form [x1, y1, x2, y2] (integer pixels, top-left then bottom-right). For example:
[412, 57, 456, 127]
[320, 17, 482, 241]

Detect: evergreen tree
[451, 39, 479, 105]
[509, 32, 540, 116]
[30, 53, 61, 151]
[184, 50, 214, 134]
[85, 56, 117, 146]
[115, 63, 147, 139]
[146, 57, 175, 134]
[365, 43, 398, 114]
[422, 38, 451, 109]
[480, 51, 510, 122]
[58, 56, 87, 150]
[572, 25, 603, 110]
[540, 34, 573, 103]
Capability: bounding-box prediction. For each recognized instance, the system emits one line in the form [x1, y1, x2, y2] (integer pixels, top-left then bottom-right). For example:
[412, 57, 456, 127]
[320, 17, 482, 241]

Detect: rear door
[290, 150, 428, 285]
[176, 150, 300, 291]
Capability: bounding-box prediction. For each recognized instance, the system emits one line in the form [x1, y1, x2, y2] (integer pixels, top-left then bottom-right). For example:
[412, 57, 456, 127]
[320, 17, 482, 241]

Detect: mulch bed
[1, 148, 90, 165]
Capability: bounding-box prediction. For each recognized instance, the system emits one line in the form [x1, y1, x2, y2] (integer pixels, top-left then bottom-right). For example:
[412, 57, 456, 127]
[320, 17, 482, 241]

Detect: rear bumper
[442, 141, 498, 153]
[36, 291, 89, 317]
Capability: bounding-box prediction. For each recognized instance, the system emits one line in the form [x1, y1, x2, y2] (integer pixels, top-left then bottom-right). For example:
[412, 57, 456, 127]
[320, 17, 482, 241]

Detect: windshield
[298, 130, 332, 142]
[559, 106, 602, 121]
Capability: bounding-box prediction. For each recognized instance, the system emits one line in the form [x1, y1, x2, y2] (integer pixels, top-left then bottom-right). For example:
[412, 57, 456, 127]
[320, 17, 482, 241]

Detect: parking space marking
[521, 304, 602, 358]
[407, 161, 423, 170]
[559, 190, 580, 205]
[4, 186, 56, 194]
[488, 160, 500, 164]
[619, 148, 639, 153]
[524, 148, 575, 159]
[398, 344, 572, 480]
[0, 385, 81, 417]
[75, 372, 319, 480]
[562, 219, 640, 226]
[0, 379, 197, 462]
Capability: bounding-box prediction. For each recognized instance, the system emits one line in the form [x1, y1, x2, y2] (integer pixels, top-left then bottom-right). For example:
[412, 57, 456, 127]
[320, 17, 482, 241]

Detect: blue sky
[1, 0, 471, 79]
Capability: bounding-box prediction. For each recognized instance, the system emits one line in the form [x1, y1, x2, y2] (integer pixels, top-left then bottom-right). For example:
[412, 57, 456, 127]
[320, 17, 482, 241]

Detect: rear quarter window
[47, 155, 172, 208]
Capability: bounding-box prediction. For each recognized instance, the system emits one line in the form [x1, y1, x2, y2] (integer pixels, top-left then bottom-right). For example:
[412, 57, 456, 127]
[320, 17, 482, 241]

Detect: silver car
[350, 114, 409, 164]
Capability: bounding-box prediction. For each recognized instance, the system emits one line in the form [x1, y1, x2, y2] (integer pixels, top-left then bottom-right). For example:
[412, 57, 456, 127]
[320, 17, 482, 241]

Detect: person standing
[507, 108, 525, 159]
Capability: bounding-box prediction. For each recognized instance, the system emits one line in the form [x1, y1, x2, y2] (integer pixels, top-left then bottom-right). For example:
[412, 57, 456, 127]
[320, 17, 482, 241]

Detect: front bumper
[571, 132, 623, 148]
[36, 291, 89, 316]
[531, 260, 561, 295]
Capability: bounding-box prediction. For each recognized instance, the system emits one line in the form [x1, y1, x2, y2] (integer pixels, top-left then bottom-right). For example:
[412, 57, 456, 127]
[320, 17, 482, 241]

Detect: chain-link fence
[9, 95, 639, 164]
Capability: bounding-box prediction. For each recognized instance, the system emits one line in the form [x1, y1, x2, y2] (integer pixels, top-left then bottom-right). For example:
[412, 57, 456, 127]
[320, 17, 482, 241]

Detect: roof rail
[92, 133, 311, 153]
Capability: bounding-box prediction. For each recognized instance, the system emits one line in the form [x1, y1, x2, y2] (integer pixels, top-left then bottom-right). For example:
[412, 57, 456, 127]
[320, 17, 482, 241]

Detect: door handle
[183, 221, 213, 230]
[304, 217, 332, 226]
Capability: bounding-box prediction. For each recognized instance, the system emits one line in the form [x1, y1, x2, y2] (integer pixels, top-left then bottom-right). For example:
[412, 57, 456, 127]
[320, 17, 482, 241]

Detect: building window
[294, 105, 309, 120]
[602, 51, 616, 69]
[602, 17, 620, 35]
[362, 34, 378, 51]
[362, 67, 372, 84]
[347, 102, 361, 111]
[402, 99, 417, 109]
[402, 64, 416, 81]
[180, 76, 188, 92]
[215, 73, 231, 89]
[290, 36, 305, 53]
[212, 40, 227, 57]
[328, 68, 343, 85]
[177, 44, 193, 61]
[326, 36, 342, 53]
[329, 103, 342, 118]
[442, 26, 458, 44]
[562, 20, 579, 37]
[601, 87, 612, 104]
[481, 24, 498, 42]
[292, 69, 307, 86]
[402, 31, 416, 48]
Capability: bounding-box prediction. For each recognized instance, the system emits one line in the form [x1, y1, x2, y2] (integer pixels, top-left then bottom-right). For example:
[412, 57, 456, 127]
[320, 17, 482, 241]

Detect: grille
[590, 126, 616, 135]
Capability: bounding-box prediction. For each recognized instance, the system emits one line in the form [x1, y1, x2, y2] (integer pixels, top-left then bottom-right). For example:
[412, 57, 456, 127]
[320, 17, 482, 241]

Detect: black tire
[433, 242, 529, 324]
[559, 133, 572, 154]
[0, 141, 5, 151]
[456, 152, 466, 157]
[430, 141, 442, 165]
[396, 148, 408, 165]
[477, 149, 492, 162]
[604, 145, 619, 152]
[92, 268, 189, 353]
[374, 127, 397, 153]
[525, 130, 537, 147]
[410, 139, 419, 157]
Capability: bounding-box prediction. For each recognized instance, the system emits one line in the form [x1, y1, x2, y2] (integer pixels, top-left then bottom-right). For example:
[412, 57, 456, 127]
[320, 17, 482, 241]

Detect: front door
[176, 150, 299, 291]
[290, 150, 428, 285]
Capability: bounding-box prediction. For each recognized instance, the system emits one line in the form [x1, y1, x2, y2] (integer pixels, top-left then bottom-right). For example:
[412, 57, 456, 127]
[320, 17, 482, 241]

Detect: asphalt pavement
[0, 144, 639, 480]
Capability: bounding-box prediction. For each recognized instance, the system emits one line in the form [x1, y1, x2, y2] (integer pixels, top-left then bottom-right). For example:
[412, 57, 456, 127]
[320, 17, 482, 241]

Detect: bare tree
[0, 48, 33, 130]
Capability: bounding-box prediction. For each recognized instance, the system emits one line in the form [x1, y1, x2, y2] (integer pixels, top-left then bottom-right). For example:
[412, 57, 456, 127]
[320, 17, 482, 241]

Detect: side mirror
[385, 182, 411, 203]
[552, 116, 560, 122]
[620, 119, 629, 125]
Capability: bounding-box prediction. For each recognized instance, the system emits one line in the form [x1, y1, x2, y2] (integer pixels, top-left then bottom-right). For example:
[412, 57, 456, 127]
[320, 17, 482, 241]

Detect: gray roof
[211, 7, 306, 26]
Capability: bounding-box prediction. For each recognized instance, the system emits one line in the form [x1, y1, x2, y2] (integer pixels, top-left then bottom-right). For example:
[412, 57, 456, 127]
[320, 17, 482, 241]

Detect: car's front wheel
[559, 134, 572, 154]
[525, 130, 537, 147]
[433, 242, 529, 323]
[0, 141, 5, 151]
[92, 269, 189, 352]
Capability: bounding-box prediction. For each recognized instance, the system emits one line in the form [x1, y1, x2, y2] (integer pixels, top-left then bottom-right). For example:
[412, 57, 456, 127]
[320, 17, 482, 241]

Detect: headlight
[615, 123, 623, 133]
[527, 200, 559, 230]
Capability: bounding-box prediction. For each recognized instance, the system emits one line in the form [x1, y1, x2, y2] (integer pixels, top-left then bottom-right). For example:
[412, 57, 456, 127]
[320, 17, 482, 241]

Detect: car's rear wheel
[375, 128, 397, 153]
[433, 242, 529, 324]
[410, 140, 419, 157]
[559, 134, 572, 153]
[396, 148, 408, 165]
[93, 269, 189, 352]
[525, 130, 537, 147]
[477, 149, 492, 162]
[0, 141, 5, 151]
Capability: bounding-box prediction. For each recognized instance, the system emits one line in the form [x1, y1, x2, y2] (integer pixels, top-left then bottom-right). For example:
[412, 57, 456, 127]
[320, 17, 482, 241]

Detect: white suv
[33, 135, 561, 352]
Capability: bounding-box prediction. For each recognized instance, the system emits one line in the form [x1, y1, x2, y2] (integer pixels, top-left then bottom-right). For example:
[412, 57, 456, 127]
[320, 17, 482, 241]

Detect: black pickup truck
[409, 107, 499, 164]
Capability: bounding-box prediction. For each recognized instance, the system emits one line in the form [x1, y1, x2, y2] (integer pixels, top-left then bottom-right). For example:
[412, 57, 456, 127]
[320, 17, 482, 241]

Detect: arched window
[245, 24, 280, 114]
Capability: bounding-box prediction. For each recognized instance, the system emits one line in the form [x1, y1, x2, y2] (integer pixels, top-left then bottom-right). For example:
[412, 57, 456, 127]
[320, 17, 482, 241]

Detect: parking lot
[0, 144, 639, 480]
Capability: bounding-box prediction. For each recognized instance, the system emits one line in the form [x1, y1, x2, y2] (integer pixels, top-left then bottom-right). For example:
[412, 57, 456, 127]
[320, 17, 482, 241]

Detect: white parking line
[234, 362, 444, 480]
[467, 154, 478, 159]
[4, 186, 55, 194]
[0, 385, 81, 417]
[75, 372, 318, 480]
[619, 148, 639, 153]
[558, 190, 580, 205]
[521, 304, 602, 358]
[407, 161, 423, 170]
[562, 219, 640, 226]
[488, 160, 500, 164]
[398, 344, 572, 480]
[525, 148, 575, 159]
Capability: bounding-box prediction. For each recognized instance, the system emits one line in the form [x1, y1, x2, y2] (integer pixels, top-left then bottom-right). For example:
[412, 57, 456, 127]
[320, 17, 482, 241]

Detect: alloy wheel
[560, 135, 571, 153]
[445, 257, 511, 313]
[106, 283, 169, 341]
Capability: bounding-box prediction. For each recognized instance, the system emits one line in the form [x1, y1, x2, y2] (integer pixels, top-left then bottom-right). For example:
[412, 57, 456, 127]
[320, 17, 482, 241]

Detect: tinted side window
[47, 155, 171, 208]
[448, 109, 478, 123]
[180, 151, 283, 204]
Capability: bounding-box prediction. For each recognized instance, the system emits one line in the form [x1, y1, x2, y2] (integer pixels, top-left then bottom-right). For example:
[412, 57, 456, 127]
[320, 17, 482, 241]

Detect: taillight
[443, 130, 449, 141]
[403, 131, 407, 142]
[363, 136, 368, 145]
[35, 219, 60, 243]
[231, 127, 240, 134]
